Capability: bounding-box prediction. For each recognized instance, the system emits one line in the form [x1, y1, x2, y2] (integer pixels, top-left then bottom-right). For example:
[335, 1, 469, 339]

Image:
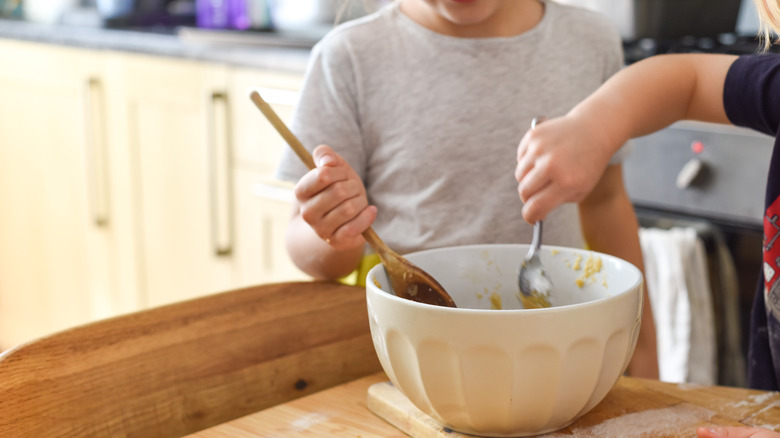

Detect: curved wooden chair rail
[0, 281, 381, 438]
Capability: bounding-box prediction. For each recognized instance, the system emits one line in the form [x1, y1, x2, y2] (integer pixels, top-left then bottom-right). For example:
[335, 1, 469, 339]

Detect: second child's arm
[516, 54, 738, 223]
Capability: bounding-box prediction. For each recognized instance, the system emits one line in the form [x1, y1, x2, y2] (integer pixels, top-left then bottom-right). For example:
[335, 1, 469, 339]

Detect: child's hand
[293, 144, 377, 249]
[697, 426, 780, 438]
[515, 116, 616, 223]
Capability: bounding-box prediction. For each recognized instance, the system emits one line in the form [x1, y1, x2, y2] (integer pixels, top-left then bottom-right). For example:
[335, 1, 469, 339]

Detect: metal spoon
[517, 117, 553, 309]
[250, 90, 457, 308]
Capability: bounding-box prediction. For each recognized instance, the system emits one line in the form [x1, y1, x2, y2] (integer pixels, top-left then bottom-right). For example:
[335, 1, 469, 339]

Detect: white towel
[639, 227, 717, 384]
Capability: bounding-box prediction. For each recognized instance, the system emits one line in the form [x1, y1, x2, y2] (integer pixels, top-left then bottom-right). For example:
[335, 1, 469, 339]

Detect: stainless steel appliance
[624, 121, 773, 387]
[556, 0, 744, 41]
[562, 0, 779, 62]
[626, 122, 771, 227]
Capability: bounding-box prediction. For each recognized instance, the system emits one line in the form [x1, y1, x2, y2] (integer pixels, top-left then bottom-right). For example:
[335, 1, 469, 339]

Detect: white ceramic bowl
[366, 244, 643, 437]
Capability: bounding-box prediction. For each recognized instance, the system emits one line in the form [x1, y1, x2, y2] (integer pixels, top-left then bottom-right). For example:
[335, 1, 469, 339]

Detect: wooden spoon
[249, 90, 456, 308]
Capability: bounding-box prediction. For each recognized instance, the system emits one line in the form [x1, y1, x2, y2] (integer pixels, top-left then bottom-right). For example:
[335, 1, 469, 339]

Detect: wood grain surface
[366, 379, 766, 437]
[0, 281, 382, 438]
[190, 372, 780, 438]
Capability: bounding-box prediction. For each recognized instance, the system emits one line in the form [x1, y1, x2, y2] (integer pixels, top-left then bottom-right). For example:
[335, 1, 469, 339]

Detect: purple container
[196, 0, 230, 29]
[196, 0, 258, 30]
[228, 0, 251, 30]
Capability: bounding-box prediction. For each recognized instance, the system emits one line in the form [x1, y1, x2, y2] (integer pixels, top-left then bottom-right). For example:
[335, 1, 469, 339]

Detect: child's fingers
[520, 183, 557, 224]
[313, 144, 340, 168]
[327, 205, 377, 249]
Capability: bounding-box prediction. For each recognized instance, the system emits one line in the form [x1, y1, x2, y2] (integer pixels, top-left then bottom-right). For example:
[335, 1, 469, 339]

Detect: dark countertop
[0, 18, 313, 73]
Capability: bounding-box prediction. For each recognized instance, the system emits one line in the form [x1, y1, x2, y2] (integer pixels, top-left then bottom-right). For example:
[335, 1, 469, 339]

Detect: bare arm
[578, 164, 659, 379]
[285, 145, 377, 280]
[517, 54, 738, 223]
[572, 53, 734, 141]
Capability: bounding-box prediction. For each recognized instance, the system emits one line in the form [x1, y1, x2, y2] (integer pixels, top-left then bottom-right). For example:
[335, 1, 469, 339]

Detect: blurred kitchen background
[0, 0, 774, 49]
[0, 0, 386, 38]
[0, 0, 776, 389]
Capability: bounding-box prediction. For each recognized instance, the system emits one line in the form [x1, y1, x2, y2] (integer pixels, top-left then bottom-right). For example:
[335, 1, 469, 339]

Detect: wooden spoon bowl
[250, 90, 456, 308]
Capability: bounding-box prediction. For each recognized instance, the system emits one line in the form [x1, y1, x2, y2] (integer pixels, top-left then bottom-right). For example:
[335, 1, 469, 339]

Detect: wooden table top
[187, 371, 780, 437]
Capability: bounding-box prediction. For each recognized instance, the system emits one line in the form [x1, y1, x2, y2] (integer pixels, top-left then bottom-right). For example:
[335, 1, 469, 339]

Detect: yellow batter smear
[519, 290, 551, 309]
[573, 254, 583, 271]
[576, 255, 603, 288]
[490, 292, 503, 310]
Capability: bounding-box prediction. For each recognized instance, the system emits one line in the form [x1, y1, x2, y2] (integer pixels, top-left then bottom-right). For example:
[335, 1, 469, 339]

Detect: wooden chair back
[0, 281, 382, 437]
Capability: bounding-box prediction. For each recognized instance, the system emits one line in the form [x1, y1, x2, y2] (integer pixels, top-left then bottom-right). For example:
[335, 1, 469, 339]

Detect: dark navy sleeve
[728, 53, 780, 390]
[723, 54, 780, 137]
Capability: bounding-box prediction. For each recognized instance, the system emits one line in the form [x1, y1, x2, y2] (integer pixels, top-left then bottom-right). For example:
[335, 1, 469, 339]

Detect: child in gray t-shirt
[275, 0, 658, 379]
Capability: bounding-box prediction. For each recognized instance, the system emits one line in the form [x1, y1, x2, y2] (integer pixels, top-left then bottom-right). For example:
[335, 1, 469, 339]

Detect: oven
[590, 0, 780, 389]
[556, 0, 776, 389]
[623, 121, 773, 387]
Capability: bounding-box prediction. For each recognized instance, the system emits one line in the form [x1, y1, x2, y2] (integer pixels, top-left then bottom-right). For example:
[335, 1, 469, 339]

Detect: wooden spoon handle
[249, 90, 388, 253]
[250, 90, 316, 170]
[361, 227, 394, 258]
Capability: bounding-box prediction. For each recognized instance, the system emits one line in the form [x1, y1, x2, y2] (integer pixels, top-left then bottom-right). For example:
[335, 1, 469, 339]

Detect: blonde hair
[755, 0, 780, 50]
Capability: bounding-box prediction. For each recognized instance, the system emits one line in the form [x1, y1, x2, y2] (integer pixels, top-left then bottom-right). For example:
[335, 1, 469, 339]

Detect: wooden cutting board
[367, 378, 779, 438]
[188, 372, 780, 437]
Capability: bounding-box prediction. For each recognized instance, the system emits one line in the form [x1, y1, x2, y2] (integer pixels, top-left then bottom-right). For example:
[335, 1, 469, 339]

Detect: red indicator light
[691, 140, 704, 154]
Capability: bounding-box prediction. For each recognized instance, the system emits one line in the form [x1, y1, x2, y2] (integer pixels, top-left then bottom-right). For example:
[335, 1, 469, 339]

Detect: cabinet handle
[208, 91, 234, 256]
[84, 77, 109, 226]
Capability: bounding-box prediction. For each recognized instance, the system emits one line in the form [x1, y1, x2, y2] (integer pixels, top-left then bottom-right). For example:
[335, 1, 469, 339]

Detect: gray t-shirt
[276, 0, 626, 255]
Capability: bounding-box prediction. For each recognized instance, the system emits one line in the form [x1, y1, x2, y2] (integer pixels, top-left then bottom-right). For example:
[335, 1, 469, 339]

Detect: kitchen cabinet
[117, 54, 307, 307]
[0, 40, 139, 349]
[232, 170, 302, 286]
[230, 68, 308, 287]
[0, 39, 308, 347]
[117, 54, 237, 307]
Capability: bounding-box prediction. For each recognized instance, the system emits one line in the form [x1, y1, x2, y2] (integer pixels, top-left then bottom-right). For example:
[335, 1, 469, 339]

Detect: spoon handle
[249, 90, 389, 254]
[526, 116, 546, 258]
[250, 90, 316, 170]
[528, 220, 543, 257]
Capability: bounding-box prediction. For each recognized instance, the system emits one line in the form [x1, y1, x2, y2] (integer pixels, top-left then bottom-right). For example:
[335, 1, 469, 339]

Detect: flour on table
[546, 405, 714, 438]
[291, 412, 330, 430]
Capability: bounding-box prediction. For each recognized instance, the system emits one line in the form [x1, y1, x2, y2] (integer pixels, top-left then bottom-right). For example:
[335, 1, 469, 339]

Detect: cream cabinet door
[0, 41, 131, 349]
[229, 68, 308, 286]
[232, 171, 308, 287]
[119, 54, 242, 307]
[0, 40, 311, 330]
